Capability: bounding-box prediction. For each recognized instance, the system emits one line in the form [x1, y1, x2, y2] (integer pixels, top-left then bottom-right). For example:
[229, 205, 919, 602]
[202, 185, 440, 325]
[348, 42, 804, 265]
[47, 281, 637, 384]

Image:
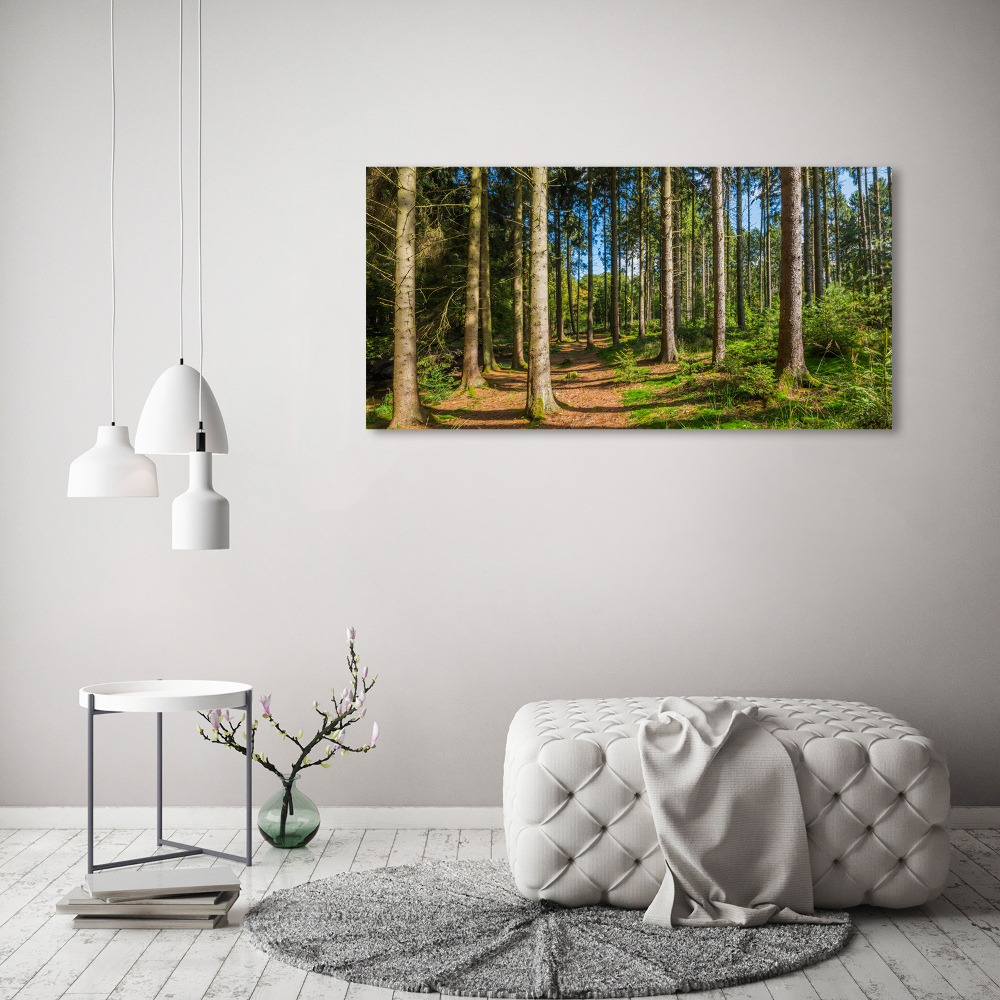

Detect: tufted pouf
[504, 697, 950, 910]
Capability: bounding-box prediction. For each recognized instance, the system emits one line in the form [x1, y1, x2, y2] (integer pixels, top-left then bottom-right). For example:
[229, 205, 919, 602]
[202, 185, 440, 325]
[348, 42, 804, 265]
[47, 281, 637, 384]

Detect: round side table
[80, 680, 253, 873]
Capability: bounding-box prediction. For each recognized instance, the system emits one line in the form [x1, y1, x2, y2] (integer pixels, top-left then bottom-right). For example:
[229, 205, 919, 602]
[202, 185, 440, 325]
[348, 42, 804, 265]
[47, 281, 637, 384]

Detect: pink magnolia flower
[207, 709, 222, 732]
[362, 666, 369, 681]
[260, 694, 272, 718]
[370, 722, 380, 746]
[346, 626, 356, 644]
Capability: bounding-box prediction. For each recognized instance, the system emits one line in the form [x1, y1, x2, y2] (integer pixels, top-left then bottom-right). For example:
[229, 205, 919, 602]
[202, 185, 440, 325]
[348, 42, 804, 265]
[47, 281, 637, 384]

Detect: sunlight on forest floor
[366, 291, 892, 430]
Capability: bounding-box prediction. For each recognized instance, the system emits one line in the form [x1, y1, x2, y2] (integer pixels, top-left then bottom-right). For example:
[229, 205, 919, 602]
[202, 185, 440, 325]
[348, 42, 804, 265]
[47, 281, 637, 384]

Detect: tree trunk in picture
[757, 195, 763, 312]
[736, 166, 745, 330]
[832, 167, 841, 283]
[765, 168, 772, 307]
[802, 167, 812, 306]
[711, 167, 726, 366]
[777, 167, 807, 383]
[565, 185, 578, 341]
[610, 169, 620, 345]
[747, 170, 754, 314]
[511, 170, 527, 370]
[574, 249, 581, 341]
[619, 271, 625, 333]
[862, 167, 874, 281]
[479, 169, 498, 371]
[554, 185, 564, 342]
[657, 166, 676, 363]
[820, 167, 830, 287]
[388, 167, 427, 428]
[872, 166, 883, 281]
[672, 174, 681, 335]
[638, 168, 646, 338]
[602, 184, 608, 332]
[700, 231, 706, 328]
[628, 250, 634, 331]
[855, 167, 870, 287]
[752, 184, 758, 312]
[812, 166, 823, 302]
[524, 181, 532, 350]
[525, 167, 558, 419]
[681, 245, 686, 323]
[459, 167, 485, 390]
[649, 225, 655, 322]
[690, 170, 696, 323]
[586, 171, 595, 349]
[726, 171, 733, 310]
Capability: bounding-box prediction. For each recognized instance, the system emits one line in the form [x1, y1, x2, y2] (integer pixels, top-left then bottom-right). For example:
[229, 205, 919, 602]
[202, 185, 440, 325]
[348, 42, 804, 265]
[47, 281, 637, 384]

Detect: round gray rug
[245, 860, 852, 997]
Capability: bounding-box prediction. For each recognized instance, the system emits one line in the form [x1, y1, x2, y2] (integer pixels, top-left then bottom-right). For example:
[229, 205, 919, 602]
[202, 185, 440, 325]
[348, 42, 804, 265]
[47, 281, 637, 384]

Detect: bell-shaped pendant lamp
[134, 363, 228, 455]
[68, 0, 158, 499]
[172, 434, 229, 549]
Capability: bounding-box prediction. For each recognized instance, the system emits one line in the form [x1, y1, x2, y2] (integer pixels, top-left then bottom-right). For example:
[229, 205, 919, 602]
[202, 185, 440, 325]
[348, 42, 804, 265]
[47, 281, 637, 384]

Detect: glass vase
[257, 777, 320, 848]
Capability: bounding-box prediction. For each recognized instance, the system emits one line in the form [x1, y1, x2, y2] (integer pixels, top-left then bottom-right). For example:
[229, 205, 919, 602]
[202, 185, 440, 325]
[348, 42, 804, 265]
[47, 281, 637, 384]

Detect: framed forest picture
[366, 167, 892, 430]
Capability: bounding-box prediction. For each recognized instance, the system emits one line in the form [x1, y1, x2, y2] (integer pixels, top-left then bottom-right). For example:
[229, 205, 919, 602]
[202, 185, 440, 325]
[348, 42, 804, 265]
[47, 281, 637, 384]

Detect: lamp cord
[178, 0, 184, 365]
[197, 0, 204, 428]
[110, 0, 116, 426]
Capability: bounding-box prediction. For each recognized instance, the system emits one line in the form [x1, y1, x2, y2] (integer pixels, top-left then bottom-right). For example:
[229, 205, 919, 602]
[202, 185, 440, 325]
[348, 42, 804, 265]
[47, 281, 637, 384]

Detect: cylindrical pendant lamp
[68, 425, 158, 498]
[172, 448, 229, 549]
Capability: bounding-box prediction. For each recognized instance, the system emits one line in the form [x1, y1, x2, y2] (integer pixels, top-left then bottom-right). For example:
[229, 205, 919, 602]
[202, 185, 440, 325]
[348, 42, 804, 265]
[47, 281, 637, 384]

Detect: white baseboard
[949, 807, 1000, 829]
[0, 805, 504, 830]
[0, 804, 993, 830]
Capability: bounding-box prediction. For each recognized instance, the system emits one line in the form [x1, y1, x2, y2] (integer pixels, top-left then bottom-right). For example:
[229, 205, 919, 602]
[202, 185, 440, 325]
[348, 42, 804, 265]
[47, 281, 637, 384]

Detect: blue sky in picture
[568, 167, 889, 276]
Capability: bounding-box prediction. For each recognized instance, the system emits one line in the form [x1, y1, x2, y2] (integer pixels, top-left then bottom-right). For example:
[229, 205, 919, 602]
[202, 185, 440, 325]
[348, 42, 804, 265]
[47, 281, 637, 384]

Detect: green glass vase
[257, 777, 320, 848]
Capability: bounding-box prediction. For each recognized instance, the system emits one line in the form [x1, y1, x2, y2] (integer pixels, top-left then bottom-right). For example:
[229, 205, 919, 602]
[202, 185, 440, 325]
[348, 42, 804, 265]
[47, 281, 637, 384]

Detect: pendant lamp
[68, 0, 158, 499]
[135, 0, 229, 548]
[134, 363, 227, 454]
[172, 436, 229, 549]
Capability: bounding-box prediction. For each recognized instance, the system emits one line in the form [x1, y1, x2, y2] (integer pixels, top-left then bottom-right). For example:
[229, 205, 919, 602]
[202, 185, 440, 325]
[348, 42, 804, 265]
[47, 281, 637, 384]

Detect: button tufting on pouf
[503, 697, 951, 910]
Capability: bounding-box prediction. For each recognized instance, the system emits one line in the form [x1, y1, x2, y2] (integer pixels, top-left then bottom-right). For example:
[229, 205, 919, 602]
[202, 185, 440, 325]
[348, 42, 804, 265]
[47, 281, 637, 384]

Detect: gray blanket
[638, 696, 848, 928]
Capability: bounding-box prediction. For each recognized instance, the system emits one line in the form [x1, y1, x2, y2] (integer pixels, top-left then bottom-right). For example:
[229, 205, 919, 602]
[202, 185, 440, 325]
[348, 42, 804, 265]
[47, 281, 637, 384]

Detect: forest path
[429, 332, 678, 429]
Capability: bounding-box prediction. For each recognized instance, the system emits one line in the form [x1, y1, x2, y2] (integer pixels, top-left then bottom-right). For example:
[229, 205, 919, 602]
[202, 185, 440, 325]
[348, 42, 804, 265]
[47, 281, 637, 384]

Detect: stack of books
[57, 866, 241, 929]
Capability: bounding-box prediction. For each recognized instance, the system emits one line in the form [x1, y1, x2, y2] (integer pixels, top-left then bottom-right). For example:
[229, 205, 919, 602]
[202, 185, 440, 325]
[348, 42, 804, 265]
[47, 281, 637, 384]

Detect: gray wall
[1, 0, 997, 809]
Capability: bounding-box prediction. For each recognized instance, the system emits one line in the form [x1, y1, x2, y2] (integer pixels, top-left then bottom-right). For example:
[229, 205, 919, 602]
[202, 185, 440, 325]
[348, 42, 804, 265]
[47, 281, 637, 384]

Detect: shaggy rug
[244, 860, 852, 997]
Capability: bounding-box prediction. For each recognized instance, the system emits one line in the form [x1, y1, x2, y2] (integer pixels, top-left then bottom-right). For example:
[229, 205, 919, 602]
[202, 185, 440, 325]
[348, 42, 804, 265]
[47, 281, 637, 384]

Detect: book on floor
[72, 913, 227, 929]
[57, 886, 238, 918]
[84, 865, 241, 901]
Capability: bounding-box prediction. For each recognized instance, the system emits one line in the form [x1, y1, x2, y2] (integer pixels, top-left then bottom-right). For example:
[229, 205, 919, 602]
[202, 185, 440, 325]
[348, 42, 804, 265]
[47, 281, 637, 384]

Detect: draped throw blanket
[638, 696, 848, 928]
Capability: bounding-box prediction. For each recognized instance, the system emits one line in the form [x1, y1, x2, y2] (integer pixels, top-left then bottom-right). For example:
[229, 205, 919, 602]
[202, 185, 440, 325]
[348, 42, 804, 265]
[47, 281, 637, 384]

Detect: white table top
[79, 680, 251, 713]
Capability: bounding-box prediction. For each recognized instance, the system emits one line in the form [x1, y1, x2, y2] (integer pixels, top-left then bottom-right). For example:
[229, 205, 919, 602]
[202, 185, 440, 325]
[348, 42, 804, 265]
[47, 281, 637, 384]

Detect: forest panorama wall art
[366, 167, 892, 430]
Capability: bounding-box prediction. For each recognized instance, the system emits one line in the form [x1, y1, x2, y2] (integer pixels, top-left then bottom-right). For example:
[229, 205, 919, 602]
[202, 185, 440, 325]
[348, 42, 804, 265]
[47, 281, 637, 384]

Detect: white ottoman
[504, 697, 950, 910]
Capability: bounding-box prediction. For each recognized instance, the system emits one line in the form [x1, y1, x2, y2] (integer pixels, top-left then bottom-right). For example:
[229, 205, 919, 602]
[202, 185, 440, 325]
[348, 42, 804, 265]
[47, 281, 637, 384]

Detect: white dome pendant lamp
[68, 0, 157, 499]
[135, 0, 229, 548]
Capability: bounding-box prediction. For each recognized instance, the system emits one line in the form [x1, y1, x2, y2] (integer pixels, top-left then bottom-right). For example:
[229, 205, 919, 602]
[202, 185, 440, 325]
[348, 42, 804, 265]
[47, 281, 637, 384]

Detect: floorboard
[0, 827, 996, 999]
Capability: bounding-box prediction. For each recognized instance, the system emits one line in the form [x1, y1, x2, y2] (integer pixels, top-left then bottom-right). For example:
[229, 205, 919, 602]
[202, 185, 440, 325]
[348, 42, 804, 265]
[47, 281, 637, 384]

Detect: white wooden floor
[2, 827, 1000, 1000]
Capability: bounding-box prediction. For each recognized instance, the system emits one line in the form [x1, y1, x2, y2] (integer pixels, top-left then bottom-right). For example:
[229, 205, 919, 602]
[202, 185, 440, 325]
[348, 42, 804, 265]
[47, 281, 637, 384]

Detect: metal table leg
[87, 694, 94, 874]
[245, 688, 253, 866]
[88, 698, 254, 872]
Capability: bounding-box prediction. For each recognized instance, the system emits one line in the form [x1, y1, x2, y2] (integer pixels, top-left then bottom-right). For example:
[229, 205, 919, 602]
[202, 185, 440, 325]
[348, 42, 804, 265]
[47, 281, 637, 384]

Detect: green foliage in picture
[367, 166, 891, 429]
